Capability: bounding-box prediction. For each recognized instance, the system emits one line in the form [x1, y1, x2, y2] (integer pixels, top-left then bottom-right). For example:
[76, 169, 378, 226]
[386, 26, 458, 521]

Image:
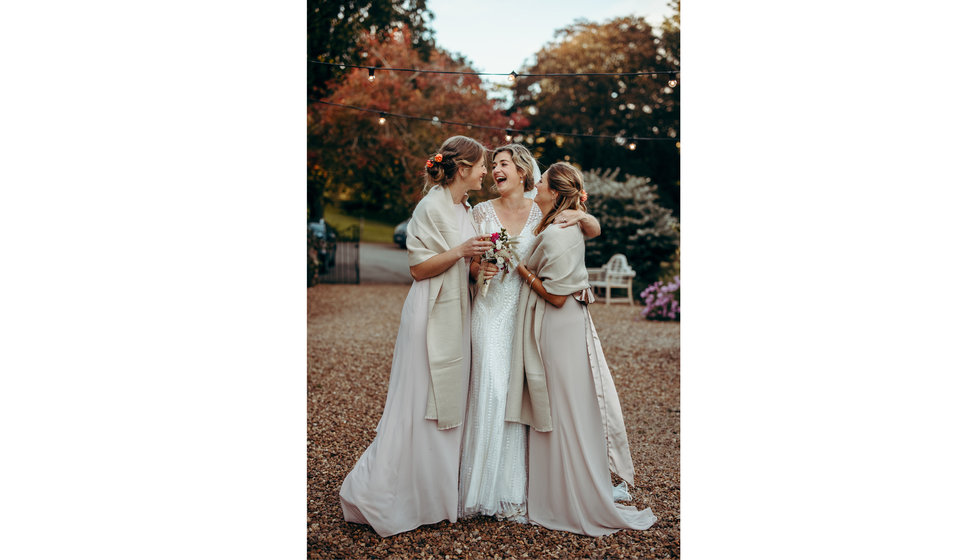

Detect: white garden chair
[586, 253, 636, 305]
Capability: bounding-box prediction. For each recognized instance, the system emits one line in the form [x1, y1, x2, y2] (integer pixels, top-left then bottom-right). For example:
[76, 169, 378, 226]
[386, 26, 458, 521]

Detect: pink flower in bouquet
[476, 227, 520, 296]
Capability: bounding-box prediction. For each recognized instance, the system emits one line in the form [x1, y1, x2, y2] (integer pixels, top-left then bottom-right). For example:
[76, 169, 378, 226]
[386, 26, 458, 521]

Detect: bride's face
[491, 152, 525, 196]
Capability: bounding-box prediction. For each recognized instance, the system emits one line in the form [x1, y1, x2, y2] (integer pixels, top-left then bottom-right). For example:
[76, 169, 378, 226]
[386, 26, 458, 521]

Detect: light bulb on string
[668, 75, 678, 88]
[628, 139, 637, 151]
[508, 71, 517, 82]
[368, 68, 376, 83]
[378, 112, 387, 125]
[505, 128, 514, 142]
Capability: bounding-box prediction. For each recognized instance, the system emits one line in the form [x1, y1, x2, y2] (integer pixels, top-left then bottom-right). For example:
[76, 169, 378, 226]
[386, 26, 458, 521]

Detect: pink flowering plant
[476, 227, 519, 296]
[640, 276, 680, 321]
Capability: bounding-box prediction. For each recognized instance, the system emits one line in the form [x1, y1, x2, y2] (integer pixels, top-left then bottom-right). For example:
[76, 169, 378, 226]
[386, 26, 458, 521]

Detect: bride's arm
[557, 210, 601, 239]
[515, 264, 568, 308]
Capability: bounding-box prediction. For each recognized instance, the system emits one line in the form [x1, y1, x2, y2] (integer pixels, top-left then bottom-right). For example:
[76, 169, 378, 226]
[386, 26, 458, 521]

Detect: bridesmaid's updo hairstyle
[492, 143, 537, 192]
[535, 162, 588, 235]
[423, 135, 487, 194]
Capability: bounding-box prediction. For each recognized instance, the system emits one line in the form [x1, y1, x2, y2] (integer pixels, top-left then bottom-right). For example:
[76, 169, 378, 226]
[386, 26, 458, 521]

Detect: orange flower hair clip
[426, 153, 444, 169]
[580, 190, 588, 204]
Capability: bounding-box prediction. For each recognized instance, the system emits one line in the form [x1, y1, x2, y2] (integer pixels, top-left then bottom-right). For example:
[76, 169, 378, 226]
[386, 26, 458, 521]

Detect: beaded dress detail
[458, 200, 542, 521]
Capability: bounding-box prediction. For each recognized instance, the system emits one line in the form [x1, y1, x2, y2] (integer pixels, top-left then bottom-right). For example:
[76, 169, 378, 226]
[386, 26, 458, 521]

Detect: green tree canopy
[513, 3, 680, 214]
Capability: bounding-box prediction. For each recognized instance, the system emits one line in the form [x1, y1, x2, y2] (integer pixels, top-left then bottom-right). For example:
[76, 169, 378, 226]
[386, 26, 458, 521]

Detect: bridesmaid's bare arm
[516, 264, 568, 308]
[411, 236, 493, 281]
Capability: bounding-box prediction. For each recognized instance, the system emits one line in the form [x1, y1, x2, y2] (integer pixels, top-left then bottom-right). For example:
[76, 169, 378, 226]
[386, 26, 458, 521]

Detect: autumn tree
[307, 0, 434, 99]
[307, 1, 437, 221]
[308, 30, 527, 221]
[513, 4, 680, 214]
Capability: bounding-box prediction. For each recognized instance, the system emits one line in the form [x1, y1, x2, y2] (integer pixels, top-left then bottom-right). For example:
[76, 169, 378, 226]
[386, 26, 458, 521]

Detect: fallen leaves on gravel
[308, 284, 680, 559]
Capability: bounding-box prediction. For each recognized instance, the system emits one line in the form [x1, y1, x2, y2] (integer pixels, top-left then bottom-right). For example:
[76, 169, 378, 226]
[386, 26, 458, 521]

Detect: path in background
[359, 242, 412, 284]
[307, 284, 680, 559]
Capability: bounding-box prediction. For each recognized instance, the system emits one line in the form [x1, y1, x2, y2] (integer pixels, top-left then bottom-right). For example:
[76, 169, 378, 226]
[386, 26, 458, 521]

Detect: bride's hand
[460, 235, 494, 258]
[556, 209, 587, 228]
[556, 210, 601, 239]
[481, 260, 500, 280]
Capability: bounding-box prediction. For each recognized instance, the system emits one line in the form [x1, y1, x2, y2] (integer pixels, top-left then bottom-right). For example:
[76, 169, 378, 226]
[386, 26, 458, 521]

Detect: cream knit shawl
[405, 185, 472, 429]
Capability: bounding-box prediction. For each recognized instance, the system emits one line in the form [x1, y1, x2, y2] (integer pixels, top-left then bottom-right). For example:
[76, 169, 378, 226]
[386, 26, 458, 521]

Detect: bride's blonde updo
[492, 143, 537, 192]
[423, 135, 487, 194]
[535, 162, 588, 235]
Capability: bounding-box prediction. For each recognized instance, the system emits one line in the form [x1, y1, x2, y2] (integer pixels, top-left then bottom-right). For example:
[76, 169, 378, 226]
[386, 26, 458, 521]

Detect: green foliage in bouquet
[582, 169, 680, 293]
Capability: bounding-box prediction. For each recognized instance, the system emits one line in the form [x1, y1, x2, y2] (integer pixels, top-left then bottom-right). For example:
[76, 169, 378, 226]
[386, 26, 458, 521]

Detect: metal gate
[318, 224, 360, 284]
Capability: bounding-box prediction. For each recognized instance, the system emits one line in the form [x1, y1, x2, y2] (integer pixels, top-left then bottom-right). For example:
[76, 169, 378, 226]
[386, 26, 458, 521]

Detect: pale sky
[425, 0, 672, 100]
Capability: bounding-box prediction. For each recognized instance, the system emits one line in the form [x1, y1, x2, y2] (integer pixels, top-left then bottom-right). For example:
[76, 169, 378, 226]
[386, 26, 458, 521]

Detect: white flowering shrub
[582, 169, 680, 294]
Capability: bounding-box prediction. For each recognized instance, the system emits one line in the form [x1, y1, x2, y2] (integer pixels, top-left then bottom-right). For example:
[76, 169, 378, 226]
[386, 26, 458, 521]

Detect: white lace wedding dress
[458, 200, 542, 522]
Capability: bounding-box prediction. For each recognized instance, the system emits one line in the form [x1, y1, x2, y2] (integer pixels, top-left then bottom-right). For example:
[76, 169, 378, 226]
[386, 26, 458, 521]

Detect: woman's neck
[497, 190, 529, 210]
[535, 199, 553, 216]
[445, 181, 468, 204]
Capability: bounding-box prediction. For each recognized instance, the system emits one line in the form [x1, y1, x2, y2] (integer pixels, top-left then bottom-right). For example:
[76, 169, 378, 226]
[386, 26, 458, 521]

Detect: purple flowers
[640, 276, 680, 321]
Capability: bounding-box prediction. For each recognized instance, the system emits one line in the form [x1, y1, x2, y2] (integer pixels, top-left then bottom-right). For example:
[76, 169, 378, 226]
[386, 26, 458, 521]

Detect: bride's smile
[491, 152, 525, 194]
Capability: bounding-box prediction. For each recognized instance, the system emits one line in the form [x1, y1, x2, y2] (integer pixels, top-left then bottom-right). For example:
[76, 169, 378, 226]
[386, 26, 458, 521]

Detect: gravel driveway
[308, 284, 680, 559]
[359, 243, 412, 284]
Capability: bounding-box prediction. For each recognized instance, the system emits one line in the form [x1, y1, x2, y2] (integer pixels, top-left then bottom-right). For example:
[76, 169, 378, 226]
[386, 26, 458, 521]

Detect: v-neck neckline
[489, 199, 538, 237]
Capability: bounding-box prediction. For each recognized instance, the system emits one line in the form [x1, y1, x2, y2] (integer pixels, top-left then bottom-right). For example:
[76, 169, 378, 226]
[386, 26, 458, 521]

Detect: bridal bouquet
[476, 227, 519, 296]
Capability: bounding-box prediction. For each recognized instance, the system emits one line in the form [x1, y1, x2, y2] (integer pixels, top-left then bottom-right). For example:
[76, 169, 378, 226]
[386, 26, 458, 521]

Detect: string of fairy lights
[311, 60, 680, 149]
[315, 100, 677, 149]
[311, 60, 679, 84]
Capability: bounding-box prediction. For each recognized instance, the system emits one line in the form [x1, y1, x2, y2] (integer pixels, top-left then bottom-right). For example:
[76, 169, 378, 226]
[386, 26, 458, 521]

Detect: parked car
[308, 219, 337, 272]
[307, 227, 321, 287]
[393, 219, 409, 249]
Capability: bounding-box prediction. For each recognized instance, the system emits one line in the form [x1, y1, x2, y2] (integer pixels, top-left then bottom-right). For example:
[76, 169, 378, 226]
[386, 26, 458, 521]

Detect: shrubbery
[581, 169, 680, 293]
[640, 276, 680, 321]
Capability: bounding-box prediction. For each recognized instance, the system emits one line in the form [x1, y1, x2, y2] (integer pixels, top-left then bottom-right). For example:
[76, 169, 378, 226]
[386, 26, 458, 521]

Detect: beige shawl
[506, 224, 590, 432]
[506, 223, 637, 484]
[406, 185, 472, 429]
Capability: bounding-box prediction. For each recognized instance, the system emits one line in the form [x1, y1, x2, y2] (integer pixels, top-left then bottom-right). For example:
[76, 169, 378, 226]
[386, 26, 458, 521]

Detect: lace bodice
[471, 200, 541, 264]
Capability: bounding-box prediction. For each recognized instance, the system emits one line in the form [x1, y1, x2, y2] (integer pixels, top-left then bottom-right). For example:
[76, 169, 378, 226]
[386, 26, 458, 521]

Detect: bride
[459, 144, 600, 521]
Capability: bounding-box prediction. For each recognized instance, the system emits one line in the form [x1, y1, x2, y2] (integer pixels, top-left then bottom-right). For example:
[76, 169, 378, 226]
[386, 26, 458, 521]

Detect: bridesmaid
[508, 162, 656, 536]
[339, 136, 494, 537]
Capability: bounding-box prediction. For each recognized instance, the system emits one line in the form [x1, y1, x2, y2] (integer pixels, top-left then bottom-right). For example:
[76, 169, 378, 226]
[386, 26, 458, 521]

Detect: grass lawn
[321, 205, 399, 244]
